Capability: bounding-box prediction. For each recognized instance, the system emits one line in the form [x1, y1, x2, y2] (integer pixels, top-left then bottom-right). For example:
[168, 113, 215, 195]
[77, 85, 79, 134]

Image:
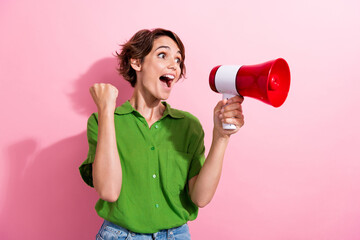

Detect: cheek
[143, 65, 158, 79]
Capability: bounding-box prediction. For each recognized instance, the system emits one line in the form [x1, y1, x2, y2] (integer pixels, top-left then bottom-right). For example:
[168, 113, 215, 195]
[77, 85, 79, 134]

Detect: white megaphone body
[209, 58, 291, 129]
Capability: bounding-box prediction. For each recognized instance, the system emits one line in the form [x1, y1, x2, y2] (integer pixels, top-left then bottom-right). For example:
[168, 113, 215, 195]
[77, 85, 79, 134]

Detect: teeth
[163, 74, 175, 80]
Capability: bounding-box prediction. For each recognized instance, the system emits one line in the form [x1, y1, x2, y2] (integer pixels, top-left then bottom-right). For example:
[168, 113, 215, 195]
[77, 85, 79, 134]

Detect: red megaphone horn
[209, 58, 291, 129]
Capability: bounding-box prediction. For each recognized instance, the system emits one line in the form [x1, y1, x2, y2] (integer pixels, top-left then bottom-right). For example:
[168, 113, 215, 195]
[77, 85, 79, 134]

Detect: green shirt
[79, 101, 205, 234]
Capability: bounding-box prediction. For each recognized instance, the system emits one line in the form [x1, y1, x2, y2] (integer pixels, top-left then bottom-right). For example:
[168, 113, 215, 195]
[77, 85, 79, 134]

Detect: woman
[79, 28, 244, 240]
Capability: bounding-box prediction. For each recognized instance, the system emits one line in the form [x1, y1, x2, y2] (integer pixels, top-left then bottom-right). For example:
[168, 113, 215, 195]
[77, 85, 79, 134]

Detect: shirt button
[151, 146, 155, 150]
[153, 174, 157, 178]
[155, 125, 159, 129]
[155, 204, 159, 208]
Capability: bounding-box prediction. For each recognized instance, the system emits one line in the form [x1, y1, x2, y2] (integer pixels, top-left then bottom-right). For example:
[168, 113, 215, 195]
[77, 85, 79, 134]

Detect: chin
[159, 89, 172, 99]
[158, 92, 171, 100]
[160, 95, 170, 100]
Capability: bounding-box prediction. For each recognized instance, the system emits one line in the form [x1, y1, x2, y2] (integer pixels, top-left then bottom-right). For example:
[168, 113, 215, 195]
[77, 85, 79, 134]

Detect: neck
[129, 87, 165, 126]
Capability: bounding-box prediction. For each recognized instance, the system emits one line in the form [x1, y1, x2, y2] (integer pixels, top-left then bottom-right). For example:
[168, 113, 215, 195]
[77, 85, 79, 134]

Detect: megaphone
[209, 58, 291, 129]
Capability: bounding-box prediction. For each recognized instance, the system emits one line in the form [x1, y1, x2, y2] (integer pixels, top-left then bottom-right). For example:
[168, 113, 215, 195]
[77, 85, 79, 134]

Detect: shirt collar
[114, 100, 134, 115]
[114, 100, 184, 119]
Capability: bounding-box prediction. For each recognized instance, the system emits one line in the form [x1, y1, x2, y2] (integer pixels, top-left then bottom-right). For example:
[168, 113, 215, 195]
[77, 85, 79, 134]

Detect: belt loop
[167, 228, 174, 240]
[129, 231, 136, 238]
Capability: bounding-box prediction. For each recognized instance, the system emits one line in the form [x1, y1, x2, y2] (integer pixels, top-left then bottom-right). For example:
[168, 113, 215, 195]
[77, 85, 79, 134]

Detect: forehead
[152, 36, 180, 53]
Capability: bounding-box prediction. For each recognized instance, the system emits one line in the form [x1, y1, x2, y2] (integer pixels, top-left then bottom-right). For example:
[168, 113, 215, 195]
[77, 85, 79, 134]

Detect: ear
[130, 58, 142, 72]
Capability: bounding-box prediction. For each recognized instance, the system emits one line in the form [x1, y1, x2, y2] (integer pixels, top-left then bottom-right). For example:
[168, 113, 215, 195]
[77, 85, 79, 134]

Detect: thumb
[214, 99, 227, 113]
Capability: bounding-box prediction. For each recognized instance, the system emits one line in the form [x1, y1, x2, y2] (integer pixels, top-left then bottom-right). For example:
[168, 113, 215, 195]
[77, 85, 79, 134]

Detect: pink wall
[1, 0, 360, 239]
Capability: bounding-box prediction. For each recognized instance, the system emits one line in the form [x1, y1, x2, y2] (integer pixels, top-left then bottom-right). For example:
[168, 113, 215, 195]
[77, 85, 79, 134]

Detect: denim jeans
[96, 220, 191, 240]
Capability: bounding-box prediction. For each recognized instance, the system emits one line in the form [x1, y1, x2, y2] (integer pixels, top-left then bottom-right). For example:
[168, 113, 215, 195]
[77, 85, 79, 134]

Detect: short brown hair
[116, 28, 186, 87]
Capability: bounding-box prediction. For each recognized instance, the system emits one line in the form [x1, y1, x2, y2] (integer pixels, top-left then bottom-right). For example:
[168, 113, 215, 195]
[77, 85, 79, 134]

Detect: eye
[158, 53, 166, 59]
[175, 58, 181, 64]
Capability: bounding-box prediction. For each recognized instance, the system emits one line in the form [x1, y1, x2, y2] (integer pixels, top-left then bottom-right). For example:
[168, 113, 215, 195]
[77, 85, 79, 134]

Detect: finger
[113, 87, 119, 96]
[91, 83, 101, 94]
[89, 87, 98, 103]
[227, 95, 244, 104]
[89, 86, 95, 96]
[222, 116, 244, 127]
[222, 102, 243, 113]
[222, 109, 243, 118]
[214, 99, 227, 113]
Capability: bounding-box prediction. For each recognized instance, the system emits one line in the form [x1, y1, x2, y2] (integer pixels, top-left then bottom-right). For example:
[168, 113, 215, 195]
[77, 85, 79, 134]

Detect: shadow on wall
[1, 58, 133, 240]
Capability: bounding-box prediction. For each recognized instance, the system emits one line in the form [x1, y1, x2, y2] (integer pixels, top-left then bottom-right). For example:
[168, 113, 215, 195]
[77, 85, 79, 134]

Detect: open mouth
[159, 74, 175, 87]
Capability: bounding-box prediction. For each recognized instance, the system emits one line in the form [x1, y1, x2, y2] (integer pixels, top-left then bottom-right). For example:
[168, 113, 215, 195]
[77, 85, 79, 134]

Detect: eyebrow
[155, 45, 182, 55]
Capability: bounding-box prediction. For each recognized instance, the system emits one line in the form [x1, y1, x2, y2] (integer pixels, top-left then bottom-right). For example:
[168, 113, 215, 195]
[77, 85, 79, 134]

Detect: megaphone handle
[222, 93, 237, 130]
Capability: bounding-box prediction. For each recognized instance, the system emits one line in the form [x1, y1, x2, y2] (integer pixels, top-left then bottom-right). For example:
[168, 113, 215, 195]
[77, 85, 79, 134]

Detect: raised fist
[89, 83, 118, 113]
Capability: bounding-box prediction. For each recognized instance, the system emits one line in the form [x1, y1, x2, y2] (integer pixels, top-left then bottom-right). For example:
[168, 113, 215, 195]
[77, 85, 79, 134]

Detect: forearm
[190, 131, 229, 207]
[92, 110, 122, 202]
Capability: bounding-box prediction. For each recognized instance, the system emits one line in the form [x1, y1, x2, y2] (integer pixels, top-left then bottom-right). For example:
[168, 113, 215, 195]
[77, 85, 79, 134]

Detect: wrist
[98, 107, 115, 118]
[212, 129, 230, 142]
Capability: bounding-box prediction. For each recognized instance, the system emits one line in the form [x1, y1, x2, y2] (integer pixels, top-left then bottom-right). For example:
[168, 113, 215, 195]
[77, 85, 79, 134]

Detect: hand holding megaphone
[209, 58, 291, 129]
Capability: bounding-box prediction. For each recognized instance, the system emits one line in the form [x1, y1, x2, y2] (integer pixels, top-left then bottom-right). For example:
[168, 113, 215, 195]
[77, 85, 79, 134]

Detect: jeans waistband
[103, 219, 188, 236]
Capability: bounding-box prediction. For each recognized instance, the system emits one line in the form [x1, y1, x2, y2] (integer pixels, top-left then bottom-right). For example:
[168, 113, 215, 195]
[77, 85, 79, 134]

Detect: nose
[167, 58, 177, 70]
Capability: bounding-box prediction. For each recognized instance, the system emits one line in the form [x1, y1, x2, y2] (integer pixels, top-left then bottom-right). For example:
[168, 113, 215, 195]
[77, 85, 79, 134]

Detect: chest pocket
[166, 150, 192, 195]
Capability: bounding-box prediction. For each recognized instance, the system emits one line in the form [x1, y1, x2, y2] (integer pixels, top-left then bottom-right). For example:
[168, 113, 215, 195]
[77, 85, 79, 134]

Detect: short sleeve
[79, 113, 98, 187]
[188, 124, 205, 181]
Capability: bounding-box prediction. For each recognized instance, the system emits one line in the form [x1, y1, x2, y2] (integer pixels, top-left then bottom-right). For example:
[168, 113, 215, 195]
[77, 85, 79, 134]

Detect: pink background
[1, 0, 360, 239]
